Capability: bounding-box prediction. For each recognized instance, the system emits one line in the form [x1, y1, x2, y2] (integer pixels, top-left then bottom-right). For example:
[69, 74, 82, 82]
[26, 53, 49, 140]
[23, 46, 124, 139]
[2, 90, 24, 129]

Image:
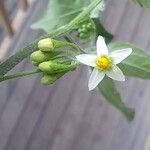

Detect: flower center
[96, 56, 112, 70]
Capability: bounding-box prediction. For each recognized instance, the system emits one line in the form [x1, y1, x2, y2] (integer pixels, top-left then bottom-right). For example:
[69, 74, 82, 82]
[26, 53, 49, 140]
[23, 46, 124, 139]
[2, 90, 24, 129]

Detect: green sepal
[39, 61, 78, 74]
[41, 72, 65, 85]
[30, 50, 62, 63]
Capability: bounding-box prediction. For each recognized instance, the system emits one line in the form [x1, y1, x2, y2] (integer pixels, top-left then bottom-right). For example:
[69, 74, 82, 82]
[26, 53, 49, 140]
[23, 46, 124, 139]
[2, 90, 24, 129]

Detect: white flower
[76, 36, 132, 91]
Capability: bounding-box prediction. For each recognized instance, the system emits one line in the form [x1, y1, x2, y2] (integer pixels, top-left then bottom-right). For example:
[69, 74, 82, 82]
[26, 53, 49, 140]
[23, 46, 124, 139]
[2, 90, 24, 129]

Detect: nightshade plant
[0, 0, 150, 121]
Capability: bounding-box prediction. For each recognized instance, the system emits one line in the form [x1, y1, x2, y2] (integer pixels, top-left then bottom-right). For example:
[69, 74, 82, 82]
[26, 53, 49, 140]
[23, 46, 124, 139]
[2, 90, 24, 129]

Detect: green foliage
[132, 0, 150, 9]
[98, 77, 135, 121]
[109, 42, 150, 79]
[0, 0, 101, 76]
[31, 0, 86, 32]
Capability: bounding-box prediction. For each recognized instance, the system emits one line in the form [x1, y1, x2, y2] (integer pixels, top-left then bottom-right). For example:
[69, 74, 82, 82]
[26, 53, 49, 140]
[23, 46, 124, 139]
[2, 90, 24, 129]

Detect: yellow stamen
[96, 56, 112, 70]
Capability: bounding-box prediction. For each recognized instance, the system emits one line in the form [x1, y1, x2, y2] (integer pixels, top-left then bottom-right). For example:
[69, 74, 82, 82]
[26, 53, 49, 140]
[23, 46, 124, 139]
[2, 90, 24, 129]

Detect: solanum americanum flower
[76, 36, 132, 91]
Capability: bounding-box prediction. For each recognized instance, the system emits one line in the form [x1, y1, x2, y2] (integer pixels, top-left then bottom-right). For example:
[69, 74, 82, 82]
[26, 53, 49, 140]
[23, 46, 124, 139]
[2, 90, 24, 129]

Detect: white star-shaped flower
[76, 36, 132, 91]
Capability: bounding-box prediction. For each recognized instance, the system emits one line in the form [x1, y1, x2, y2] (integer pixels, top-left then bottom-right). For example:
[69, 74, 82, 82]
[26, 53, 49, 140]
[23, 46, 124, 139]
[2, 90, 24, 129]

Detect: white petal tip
[88, 86, 94, 91]
[98, 35, 104, 40]
[88, 82, 95, 91]
[124, 48, 133, 57]
[88, 86, 95, 91]
[117, 76, 125, 82]
[76, 55, 80, 60]
[127, 48, 133, 54]
[120, 78, 125, 82]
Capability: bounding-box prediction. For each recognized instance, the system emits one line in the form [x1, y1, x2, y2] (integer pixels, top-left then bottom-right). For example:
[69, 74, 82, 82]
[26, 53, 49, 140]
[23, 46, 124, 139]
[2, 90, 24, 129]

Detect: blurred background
[0, 0, 150, 150]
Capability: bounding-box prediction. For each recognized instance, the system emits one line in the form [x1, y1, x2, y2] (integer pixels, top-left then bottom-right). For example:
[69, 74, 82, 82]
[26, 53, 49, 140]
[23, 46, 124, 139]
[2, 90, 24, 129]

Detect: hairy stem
[0, 69, 41, 82]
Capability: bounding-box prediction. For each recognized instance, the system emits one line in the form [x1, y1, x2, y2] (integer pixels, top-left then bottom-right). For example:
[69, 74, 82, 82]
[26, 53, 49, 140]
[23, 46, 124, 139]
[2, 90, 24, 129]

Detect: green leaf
[31, 0, 86, 32]
[132, 0, 150, 9]
[98, 77, 135, 121]
[93, 18, 113, 43]
[109, 42, 150, 79]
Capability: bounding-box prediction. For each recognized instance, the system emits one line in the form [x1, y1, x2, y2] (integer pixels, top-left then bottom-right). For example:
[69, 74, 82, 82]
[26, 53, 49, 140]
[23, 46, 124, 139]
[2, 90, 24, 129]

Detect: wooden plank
[50, 92, 114, 150]
[24, 68, 83, 150]
[4, 76, 57, 150]
[20, 0, 28, 11]
[102, 0, 128, 34]
[0, 61, 38, 150]
[0, 0, 14, 36]
[0, 59, 27, 117]
[4, 0, 46, 58]
[113, 1, 144, 42]
[48, 68, 92, 150]
[131, 10, 150, 49]
[0, 0, 48, 149]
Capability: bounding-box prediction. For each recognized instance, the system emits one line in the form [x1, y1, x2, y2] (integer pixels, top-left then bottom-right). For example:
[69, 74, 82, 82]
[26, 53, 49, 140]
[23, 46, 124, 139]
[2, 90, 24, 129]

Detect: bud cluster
[30, 38, 78, 85]
[77, 18, 95, 41]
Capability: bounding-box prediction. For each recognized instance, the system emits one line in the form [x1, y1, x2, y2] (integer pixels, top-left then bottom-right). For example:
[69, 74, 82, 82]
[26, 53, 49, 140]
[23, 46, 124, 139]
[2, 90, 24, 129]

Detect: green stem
[67, 0, 102, 29]
[0, 0, 102, 76]
[0, 69, 41, 82]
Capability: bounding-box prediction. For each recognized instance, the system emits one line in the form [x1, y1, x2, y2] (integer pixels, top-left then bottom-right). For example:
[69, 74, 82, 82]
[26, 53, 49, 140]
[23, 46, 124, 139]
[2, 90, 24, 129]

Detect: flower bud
[86, 23, 92, 30]
[41, 74, 57, 85]
[39, 61, 77, 74]
[30, 50, 61, 63]
[38, 38, 54, 52]
[78, 28, 87, 33]
[80, 33, 88, 39]
[82, 24, 86, 29]
[41, 72, 66, 86]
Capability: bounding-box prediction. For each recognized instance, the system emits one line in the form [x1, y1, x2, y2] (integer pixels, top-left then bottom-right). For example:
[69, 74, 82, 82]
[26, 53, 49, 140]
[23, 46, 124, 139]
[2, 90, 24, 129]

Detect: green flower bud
[82, 24, 86, 29]
[41, 72, 66, 86]
[38, 38, 54, 52]
[30, 50, 61, 63]
[41, 74, 57, 85]
[86, 23, 92, 30]
[39, 61, 77, 74]
[80, 33, 88, 39]
[78, 28, 83, 33]
[78, 28, 87, 33]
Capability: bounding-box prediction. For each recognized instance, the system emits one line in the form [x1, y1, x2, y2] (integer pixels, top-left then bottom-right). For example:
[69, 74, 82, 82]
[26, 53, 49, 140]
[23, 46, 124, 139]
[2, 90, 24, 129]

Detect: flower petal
[96, 36, 108, 56]
[110, 48, 132, 64]
[76, 54, 97, 67]
[106, 65, 125, 81]
[88, 68, 105, 91]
